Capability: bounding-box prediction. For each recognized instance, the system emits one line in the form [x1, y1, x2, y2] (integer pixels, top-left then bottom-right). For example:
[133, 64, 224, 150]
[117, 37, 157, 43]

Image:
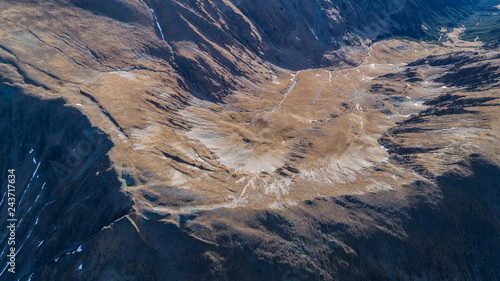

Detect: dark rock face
[36, 215, 215, 281]
[436, 63, 500, 90]
[321, 158, 500, 280]
[0, 84, 132, 280]
[1, 1, 499, 281]
[409, 51, 500, 91]
[61, 158, 498, 281]
[148, 0, 478, 66]
[413, 158, 500, 280]
[65, 0, 481, 100]
[408, 51, 479, 67]
[186, 159, 499, 281]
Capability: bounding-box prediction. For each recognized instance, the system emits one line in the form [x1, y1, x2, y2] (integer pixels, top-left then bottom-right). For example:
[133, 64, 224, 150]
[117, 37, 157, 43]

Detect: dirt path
[249, 42, 376, 129]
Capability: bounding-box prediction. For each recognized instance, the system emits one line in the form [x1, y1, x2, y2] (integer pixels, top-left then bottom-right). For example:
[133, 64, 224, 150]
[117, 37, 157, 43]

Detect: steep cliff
[0, 0, 499, 280]
[40, 0, 482, 100]
[0, 83, 132, 279]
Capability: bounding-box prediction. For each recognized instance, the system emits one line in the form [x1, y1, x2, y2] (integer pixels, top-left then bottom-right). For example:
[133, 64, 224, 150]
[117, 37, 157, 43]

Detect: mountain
[0, 0, 499, 280]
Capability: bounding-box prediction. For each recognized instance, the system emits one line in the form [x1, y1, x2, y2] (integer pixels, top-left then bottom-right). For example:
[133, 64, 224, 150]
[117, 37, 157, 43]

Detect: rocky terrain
[0, 0, 499, 280]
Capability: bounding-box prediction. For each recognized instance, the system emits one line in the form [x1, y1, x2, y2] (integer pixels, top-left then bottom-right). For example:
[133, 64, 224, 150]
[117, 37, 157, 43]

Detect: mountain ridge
[0, 0, 499, 280]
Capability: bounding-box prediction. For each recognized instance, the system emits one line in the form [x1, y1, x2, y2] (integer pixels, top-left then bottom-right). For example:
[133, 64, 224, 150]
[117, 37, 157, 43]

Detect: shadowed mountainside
[0, 0, 499, 280]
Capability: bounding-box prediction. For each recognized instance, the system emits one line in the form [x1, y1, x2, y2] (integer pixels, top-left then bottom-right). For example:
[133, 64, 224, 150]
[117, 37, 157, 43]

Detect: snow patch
[0, 264, 9, 276]
[150, 7, 173, 50]
[31, 162, 41, 181]
[67, 245, 83, 255]
[87, 48, 100, 64]
[309, 27, 318, 40]
[19, 162, 41, 206]
[0, 191, 6, 206]
[117, 126, 128, 137]
[42, 200, 56, 210]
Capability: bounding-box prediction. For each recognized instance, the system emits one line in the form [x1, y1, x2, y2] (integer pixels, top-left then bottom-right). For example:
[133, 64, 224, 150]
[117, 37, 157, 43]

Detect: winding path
[249, 42, 376, 129]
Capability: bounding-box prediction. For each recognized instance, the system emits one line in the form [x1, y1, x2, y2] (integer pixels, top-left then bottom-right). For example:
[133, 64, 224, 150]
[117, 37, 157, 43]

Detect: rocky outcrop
[1, 0, 499, 280]
[27, 157, 500, 281]
[141, 0, 480, 99]
[0, 83, 132, 280]
[56, 0, 482, 100]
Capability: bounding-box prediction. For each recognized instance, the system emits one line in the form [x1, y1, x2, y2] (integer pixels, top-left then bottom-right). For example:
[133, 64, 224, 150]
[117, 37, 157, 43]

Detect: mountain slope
[0, 0, 499, 280]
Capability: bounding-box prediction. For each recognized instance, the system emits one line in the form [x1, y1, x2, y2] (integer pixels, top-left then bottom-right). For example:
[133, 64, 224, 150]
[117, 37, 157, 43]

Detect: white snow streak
[87, 48, 100, 64]
[18, 162, 41, 206]
[0, 191, 6, 207]
[271, 71, 300, 113]
[309, 27, 318, 40]
[150, 8, 166, 42]
[149, 7, 175, 52]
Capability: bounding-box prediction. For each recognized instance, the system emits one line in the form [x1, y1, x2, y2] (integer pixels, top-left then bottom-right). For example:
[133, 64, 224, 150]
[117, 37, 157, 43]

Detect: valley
[0, 0, 499, 280]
